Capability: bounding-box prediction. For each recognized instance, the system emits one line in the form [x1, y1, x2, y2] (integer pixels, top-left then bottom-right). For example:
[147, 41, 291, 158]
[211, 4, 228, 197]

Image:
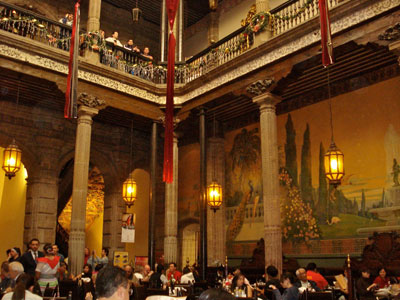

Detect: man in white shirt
[106, 32, 123, 47]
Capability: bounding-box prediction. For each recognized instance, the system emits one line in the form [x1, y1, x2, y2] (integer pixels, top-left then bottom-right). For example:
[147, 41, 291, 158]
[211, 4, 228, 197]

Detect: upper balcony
[0, 0, 399, 121]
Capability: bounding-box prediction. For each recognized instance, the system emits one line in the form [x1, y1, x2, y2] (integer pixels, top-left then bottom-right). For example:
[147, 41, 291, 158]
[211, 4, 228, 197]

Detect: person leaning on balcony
[124, 40, 140, 53]
[59, 13, 73, 26]
[142, 47, 153, 60]
[106, 32, 123, 47]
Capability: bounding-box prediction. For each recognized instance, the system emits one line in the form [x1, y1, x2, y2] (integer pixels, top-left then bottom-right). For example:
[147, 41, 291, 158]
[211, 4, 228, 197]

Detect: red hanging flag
[319, 0, 334, 67]
[163, 0, 180, 183]
[64, 1, 80, 119]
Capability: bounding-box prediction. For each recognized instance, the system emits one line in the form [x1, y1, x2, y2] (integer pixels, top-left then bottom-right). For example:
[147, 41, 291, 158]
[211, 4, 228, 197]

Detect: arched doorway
[181, 223, 200, 268]
[57, 163, 105, 258]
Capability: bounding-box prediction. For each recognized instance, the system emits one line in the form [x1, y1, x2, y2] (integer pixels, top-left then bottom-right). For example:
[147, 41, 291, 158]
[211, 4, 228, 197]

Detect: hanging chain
[213, 113, 216, 181]
[129, 119, 134, 179]
[327, 66, 334, 143]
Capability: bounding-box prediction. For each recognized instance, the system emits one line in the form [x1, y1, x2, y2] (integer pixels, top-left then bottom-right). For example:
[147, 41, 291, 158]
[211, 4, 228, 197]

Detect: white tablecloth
[146, 296, 187, 300]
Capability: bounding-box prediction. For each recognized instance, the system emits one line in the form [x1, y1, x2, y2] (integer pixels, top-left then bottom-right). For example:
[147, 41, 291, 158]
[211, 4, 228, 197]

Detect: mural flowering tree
[280, 168, 321, 243]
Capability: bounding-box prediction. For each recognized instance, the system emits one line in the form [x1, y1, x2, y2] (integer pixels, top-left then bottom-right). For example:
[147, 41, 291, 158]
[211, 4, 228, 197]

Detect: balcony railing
[0, 0, 342, 85]
[0, 0, 72, 51]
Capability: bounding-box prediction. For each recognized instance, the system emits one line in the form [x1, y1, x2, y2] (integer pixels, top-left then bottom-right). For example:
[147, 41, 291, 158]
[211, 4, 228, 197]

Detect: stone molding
[0, 0, 398, 106]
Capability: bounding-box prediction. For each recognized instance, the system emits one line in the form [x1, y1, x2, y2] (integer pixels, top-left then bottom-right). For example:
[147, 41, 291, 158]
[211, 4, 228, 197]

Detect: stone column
[86, 0, 102, 63]
[69, 93, 105, 276]
[164, 134, 178, 264]
[87, 0, 101, 32]
[103, 182, 125, 255]
[24, 146, 60, 246]
[254, 0, 272, 45]
[206, 137, 226, 266]
[255, 0, 270, 12]
[208, 12, 219, 45]
[253, 91, 282, 273]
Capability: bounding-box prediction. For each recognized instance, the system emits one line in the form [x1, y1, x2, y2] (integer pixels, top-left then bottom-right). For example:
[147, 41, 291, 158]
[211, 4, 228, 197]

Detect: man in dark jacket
[19, 238, 44, 276]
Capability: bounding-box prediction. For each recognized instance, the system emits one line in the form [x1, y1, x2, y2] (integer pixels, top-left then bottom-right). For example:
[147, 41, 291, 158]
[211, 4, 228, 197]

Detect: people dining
[373, 267, 390, 289]
[35, 243, 60, 295]
[356, 268, 377, 300]
[231, 274, 253, 298]
[294, 268, 320, 293]
[2, 273, 42, 300]
[149, 264, 167, 289]
[166, 262, 182, 282]
[270, 272, 299, 300]
[305, 262, 329, 290]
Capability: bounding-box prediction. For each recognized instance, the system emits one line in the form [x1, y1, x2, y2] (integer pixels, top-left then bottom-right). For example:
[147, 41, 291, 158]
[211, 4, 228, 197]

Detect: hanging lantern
[122, 178, 137, 207]
[209, 0, 218, 10]
[207, 181, 222, 212]
[132, 7, 142, 22]
[324, 141, 344, 187]
[2, 139, 22, 180]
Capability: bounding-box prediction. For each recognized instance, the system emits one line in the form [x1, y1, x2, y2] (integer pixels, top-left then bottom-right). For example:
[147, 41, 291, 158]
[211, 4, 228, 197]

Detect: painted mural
[225, 77, 400, 256]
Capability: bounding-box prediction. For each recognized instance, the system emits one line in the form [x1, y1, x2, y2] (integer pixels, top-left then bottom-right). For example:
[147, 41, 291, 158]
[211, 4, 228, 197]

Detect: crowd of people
[1, 239, 398, 300]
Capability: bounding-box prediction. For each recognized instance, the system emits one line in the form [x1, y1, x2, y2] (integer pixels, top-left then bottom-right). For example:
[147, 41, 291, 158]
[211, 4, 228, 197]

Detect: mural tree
[226, 128, 261, 241]
[361, 189, 366, 217]
[301, 124, 313, 207]
[280, 168, 321, 243]
[317, 142, 328, 222]
[285, 114, 298, 186]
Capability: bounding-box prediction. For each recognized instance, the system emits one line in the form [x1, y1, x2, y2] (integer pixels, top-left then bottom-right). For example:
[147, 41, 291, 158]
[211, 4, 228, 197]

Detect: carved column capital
[78, 92, 106, 109]
[246, 78, 275, 96]
[252, 92, 281, 113]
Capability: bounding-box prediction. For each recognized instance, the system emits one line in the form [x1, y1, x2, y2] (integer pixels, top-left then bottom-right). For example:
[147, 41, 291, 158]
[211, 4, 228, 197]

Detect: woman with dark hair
[35, 243, 60, 295]
[356, 268, 376, 300]
[270, 272, 299, 300]
[231, 274, 253, 297]
[198, 288, 235, 300]
[8, 248, 21, 263]
[75, 264, 95, 300]
[2, 273, 41, 300]
[149, 264, 167, 289]
[373, 267, 390, 289]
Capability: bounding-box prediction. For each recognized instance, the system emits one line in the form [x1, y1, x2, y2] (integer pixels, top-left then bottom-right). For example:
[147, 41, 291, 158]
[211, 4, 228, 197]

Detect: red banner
[163, 0, 180, 183]
[319, 0, 334, 67]
[64, 1, 80, 119]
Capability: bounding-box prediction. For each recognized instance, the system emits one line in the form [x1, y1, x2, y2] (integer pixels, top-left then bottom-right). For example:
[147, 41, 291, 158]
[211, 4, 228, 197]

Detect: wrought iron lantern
[325, 141, 344, 187]
[207, 181, 222, 212]
[132, 0, 142, 22]
[2, 139, 22, 179]
[122, 177, 137, 208]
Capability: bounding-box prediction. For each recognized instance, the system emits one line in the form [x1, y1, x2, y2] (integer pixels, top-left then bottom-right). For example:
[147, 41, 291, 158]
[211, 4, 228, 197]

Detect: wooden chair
[133, 285, 147, 300]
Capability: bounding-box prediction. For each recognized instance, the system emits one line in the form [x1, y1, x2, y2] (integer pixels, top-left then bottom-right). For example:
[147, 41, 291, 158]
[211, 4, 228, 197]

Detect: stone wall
[0, 97, 152, 248]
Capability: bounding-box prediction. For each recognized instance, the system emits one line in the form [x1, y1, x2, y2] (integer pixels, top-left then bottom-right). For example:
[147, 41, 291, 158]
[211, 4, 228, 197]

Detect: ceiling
[103, 0, 218, 28]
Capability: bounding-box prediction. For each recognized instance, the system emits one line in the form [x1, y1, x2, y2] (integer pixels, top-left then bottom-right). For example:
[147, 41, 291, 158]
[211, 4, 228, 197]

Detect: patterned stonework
[0, 0, 398, 106]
